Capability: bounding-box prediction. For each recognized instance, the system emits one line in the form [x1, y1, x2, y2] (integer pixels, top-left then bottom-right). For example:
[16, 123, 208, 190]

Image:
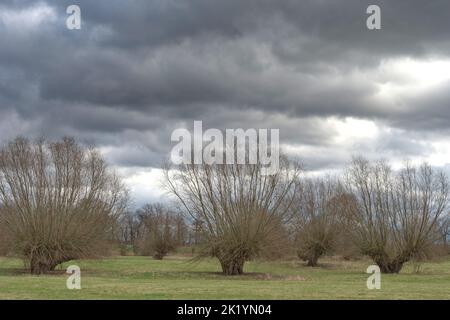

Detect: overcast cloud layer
[1, 0, 450, 206]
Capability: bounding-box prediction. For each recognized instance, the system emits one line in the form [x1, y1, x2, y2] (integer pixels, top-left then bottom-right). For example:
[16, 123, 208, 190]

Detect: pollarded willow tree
[345, 157, 449, 273]
[164, 156, 300, 275]
[134, 203, 186, 260]
[292, 178, 342, 267]
[0, 137, 128, 274]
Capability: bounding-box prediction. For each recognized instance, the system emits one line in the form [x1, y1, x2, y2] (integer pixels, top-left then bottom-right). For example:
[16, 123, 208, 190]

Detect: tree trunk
[153, 253, 165, 260]
[375, 259, 405, 274]
[220, 258, 245, 275]
[30, 260, 57, 275]
[306, 255, 319, 267]
[299, 249, 321, 267]
[29, 255, 61, 275]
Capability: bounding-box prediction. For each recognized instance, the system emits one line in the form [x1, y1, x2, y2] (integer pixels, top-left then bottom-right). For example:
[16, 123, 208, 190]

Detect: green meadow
[0, 254, 449, 300]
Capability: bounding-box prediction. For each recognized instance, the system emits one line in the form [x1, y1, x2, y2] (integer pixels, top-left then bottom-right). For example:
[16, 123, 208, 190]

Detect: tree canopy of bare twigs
[0, 219, 12, 256]
[134, 203, 186, 259]
[345, 157, 449, 273]
[0, 137, 128, 274]
[292, 178, 342, 266]
[437, 215, 449, 249]
[164, 156, 300, 275]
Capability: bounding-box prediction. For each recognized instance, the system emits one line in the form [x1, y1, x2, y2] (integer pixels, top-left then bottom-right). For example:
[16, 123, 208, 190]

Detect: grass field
[0, 254, 449, 299]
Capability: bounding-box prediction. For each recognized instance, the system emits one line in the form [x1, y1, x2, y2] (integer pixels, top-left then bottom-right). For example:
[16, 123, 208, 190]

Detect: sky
[1, 0, 450, 207]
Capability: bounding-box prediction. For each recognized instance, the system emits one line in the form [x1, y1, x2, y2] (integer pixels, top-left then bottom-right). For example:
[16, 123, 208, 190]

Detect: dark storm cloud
[1, 0, 450, 175]
[390, 82, 450, 132]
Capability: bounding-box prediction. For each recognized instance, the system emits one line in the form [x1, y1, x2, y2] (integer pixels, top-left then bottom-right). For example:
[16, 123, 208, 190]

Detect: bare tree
[116, 211, 140, 255]
[345, 157, 449, 273]
[119, 212, 140, 245]
[333, 193, 361, 260]
[437, 215, 449, 249]
[135, 203, 184, 259]
[0, 137, 128, 274]
[0, 211, 12, 256]
[292, 178, 342, 266]
[189, 218, 205, 246]
[173, 212, 188, 246]
[164, 156, 300, 275]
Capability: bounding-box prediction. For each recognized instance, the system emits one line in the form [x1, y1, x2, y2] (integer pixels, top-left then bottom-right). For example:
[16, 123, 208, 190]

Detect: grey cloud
[1, 0, 450, 178]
